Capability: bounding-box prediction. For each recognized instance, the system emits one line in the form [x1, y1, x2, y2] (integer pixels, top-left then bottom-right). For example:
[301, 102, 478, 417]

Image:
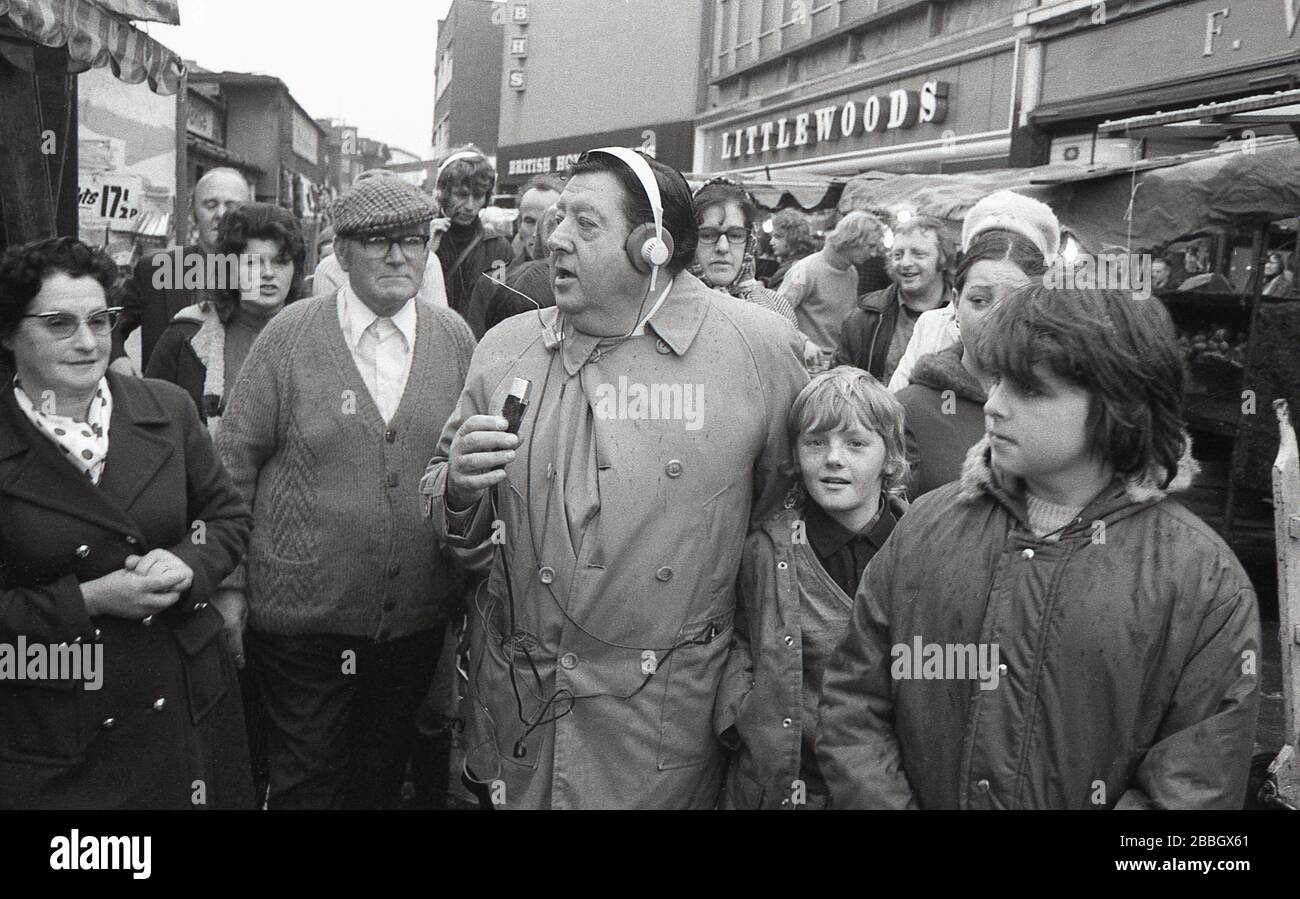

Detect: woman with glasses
[690, 179, 821, 370]
[147, 204, 305, 441]
[0, 237, 253, 808]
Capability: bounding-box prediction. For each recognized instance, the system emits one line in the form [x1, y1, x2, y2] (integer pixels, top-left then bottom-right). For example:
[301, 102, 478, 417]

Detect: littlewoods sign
[719, 80, 950, 161]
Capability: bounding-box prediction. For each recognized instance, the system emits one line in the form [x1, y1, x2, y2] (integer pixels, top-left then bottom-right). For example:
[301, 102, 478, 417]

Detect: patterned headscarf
[689, 176, 761, 297]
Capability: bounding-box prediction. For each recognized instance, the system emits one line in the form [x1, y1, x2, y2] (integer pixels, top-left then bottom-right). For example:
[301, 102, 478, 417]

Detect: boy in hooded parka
[816, 285, 1261, 809]
[717, 368, 909, 808]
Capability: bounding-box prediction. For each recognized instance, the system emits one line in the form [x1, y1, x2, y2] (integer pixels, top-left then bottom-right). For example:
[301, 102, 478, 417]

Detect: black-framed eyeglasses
[697, 227, 749, 246]
[23, 307, 123, 340]
[358, 234, 430, 258]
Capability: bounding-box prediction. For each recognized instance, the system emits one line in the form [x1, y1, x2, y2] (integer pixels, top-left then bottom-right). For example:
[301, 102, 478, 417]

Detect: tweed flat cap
[332, 176, 438, 236]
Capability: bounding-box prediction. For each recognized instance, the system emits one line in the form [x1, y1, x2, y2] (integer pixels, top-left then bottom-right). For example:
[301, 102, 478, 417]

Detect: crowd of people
[0, 144, 1262, 810]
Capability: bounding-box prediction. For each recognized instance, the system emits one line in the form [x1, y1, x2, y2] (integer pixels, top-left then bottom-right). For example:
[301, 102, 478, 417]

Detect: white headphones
[585, 146, 675, 275]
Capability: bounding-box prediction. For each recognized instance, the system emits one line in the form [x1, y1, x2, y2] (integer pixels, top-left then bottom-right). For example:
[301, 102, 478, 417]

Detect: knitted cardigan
[216, 293, 476, 639]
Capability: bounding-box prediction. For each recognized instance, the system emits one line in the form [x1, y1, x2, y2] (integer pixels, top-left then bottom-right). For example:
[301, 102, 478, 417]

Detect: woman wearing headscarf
[0, 237, 253, 808]
[691, 178, 821, 370]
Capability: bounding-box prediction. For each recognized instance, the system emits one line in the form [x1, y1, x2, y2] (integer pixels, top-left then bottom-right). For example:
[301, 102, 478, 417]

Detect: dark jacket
[145, 316, 208, 422]
[816, 438, 1260, 809]
[113, 245, 205, 369]
[0, 373, 254, 808]
[716, 496, 907, 809]
[464, 257, 555, 339]
[895, 344, 987, 498]
[834, 283, 901, 381]
[436, 222, 515, 319]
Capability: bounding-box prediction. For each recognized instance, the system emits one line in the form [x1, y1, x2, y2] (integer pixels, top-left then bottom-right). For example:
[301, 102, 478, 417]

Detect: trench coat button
[538, 566, 555, 584]
[101, 717, 116, 729]
[665, 460, 683, 478]
[976, 778, 990, 793]
[1021, 548, 1034, 560]
[655, 566, 673, 582]
[560, 652, 578, 670]
[784, 635, 795, 647]
[782, 718, 792, 728]
[141, 615, 154, 626]
[655, 338, 672, 355]
[75, 544, 90, 559]
[152, 697, 166, 712]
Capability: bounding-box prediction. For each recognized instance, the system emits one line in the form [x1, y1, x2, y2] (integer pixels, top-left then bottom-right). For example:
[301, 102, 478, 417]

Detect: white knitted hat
[961, 190, 1061, 259]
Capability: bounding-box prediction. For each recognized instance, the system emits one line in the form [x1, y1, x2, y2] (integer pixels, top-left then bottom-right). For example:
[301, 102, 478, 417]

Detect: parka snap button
[655, 566, 673, 582]
[777, 561, 788, 570]
[665, 460, 683, 478]
[75, 544, 90, 559]
[101, 717, 116, 729]
[539, 566, 555, 584]
[655, 338, 672, 355]
[1021, 548, 1034, 560]
[560, 652, 578, 670]
[784, 635, 795, 646]
[976, 779, 990, 792]
[782, 718, 792, 728]
[152, 697, 166, 711]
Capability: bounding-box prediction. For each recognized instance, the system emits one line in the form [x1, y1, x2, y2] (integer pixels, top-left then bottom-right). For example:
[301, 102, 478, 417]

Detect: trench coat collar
[557, 271, 711, 376]
[0, 371, 172, 535]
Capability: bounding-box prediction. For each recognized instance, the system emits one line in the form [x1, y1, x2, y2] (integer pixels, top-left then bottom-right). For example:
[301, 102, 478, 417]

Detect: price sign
[79, 173, 144, 228]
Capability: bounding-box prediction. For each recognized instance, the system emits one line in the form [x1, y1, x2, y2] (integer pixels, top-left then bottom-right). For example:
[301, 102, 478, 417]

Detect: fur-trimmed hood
[909, 343, 986, 404]
[957, 432, 1201, 510]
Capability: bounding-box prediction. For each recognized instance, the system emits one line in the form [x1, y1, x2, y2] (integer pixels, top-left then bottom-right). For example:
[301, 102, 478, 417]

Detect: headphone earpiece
[626, 223, 674, 273]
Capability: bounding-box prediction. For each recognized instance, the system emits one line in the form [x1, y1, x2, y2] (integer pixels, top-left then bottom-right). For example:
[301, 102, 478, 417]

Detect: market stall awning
[0, 0, 183, 94]
[837, 167, 1061, 220]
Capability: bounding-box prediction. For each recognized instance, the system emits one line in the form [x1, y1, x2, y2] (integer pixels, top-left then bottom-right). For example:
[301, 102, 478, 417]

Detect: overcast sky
[145, 0, 456, 158]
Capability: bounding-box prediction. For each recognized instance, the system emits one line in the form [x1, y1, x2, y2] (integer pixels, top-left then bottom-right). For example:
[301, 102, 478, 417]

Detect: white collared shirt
[337, 286, 417, 421]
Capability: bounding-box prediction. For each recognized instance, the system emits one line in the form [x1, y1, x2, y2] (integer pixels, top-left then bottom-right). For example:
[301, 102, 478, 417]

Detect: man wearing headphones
[434, 147, 514, 318]
[421, 149, 808, 809]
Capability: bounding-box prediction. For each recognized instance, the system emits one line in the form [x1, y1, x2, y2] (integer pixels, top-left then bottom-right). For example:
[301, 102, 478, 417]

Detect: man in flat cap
[215, 176, 476, 808]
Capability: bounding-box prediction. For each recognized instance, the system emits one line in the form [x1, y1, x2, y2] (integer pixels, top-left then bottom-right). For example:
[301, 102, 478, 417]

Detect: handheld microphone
[502, 377, 532, 436]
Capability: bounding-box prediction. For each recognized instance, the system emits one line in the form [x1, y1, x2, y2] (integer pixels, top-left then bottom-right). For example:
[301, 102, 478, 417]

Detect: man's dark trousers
[247, 626, 445, 809]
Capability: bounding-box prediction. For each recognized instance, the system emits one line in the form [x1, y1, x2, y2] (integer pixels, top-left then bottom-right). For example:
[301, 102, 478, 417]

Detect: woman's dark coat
[0, 372, 253, 808]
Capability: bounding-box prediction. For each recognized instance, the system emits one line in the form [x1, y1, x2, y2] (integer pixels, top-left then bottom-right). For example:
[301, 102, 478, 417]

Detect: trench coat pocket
[0, 679, 85, 765]
[657, 613, 733, 771]
[173, 604, 233, 724]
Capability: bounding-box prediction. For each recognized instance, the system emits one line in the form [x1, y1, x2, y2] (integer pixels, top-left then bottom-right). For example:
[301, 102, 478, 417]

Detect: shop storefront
[496, 120, 695, 192]
[695, 41, 1019, 179]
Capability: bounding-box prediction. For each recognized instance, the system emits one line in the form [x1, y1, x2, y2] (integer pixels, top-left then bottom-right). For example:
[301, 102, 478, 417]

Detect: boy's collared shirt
[805, 496, 897, 597]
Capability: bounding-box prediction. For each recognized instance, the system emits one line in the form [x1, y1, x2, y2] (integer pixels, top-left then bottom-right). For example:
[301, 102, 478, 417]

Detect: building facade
[433, 0, 504, 160]
[696, 0, 1036, 178]
[493, 0, 708, 190]
[188, 71, 327, 219]
[1013, 0, 1300, 167]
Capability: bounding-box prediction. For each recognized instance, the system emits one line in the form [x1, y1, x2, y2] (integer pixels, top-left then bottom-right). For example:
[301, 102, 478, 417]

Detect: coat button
[195, 602, 209, 610]
[782, 718, 793, 728]
[388, 563, 400, 578]
[1021, 548, 1034, 560]
[999, 663, 1008, 675]
[976, 778, 990, 793]
[93, 628, 102, 639]
[784, 635, 795, 646]
[560, 652, 578, 670]
[75, 544, 90, 559]
[665, 460, 683, 478]
[655, 338, 672, 355]
[538, 566, 555, 585]
[152, 697, 166, 711]
[777, 561, 788, 570]
[101, 717, 116, 729]
[142, 615, 154, 626]
[655, 566, 673, 582]
[125, 535, 140, 547]
[385, 428, 397, 443]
